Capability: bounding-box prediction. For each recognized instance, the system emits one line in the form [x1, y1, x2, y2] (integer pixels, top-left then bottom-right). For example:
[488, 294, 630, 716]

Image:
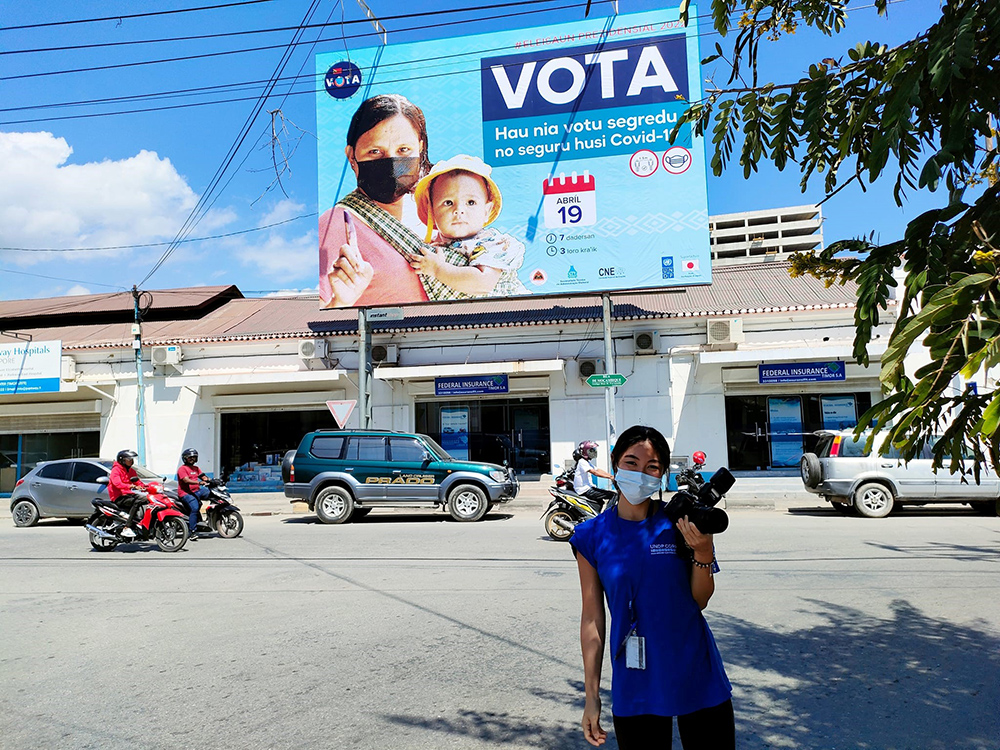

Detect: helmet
[116, 449, 138, 465]
[577, 440, 599, 461]
[181, 448, 198, 465]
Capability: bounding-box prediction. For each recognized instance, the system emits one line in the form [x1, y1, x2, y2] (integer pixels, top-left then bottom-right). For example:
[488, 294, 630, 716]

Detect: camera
[663, 465, 735, 535]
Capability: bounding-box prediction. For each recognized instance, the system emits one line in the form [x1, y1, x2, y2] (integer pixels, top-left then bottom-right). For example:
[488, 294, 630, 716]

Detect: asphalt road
[1, 504, 998, 750]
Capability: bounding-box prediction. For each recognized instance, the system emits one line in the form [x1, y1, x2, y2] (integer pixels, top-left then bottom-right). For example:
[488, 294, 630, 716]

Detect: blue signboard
[758, 361, 846, 385]
[435, 374, 509, 397]
[315, 8, 710, 309]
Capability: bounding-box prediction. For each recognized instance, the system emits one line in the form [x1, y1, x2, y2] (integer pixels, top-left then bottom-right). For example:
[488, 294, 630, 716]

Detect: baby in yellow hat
[411, 155, 528, 298]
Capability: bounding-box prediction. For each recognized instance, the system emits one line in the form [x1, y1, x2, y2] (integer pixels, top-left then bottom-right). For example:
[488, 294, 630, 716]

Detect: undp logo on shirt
[325, 61, 362, 99]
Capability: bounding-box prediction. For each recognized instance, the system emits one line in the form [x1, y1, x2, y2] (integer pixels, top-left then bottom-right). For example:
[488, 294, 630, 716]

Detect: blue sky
[0, 0, 951, 300]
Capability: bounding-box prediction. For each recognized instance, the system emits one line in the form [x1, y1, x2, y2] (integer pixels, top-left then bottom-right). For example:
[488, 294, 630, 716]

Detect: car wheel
[971, 501, 997, 516]
[447, 484, 489, 522]
[12, 499, 40, 528]
[315, 486, 354, 524]
[853, 482, 894, 518]
[544, 509, 574, 541]
[800, 453, 822, 489]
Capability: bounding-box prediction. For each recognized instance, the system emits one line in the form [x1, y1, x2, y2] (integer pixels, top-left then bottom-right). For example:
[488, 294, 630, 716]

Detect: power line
[1, 0, 575, 57]
[0, 0, 611, 82]
[0, 0, 276, 33]
[138, 0, 326, 286]
[0, 267, 126, 290]
[0, 212, 317, 253]
[0, 0, 903, 124]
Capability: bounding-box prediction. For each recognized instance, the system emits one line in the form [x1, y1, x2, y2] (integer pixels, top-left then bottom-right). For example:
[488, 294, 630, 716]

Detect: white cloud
[65, 284, 91, 296]
[259, 199, 305, 226]
[0, 131, 202, 259]
[227, 229, 317, 285]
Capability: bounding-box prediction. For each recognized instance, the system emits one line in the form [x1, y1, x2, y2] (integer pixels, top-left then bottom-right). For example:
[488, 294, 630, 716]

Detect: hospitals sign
[0, 340, 62, 394]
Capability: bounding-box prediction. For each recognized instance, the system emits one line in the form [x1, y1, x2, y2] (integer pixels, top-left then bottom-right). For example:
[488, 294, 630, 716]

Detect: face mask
[614, 468, 665, 505]
[355, 156, 421, 204]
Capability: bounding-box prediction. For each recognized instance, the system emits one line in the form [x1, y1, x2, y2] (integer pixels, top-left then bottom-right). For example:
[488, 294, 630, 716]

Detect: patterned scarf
[337, 190, 470, 302]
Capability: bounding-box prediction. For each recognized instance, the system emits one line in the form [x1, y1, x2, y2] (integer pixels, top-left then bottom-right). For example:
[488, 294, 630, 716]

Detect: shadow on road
[382, 600, 999, 749]
[281, 512, 514, 525]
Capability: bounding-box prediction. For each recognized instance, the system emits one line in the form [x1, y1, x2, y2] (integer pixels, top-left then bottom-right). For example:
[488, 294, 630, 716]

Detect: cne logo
[325, 61, 362, 99]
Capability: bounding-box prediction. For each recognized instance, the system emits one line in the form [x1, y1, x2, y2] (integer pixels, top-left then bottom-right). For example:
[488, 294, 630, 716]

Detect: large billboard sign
[316, 9, 708, 309]
[0, 340, 61, 394]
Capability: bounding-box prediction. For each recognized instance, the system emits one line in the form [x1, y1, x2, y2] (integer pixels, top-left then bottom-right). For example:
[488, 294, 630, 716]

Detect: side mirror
[96, 476, 109, 485]
[421, 451, 432, 463]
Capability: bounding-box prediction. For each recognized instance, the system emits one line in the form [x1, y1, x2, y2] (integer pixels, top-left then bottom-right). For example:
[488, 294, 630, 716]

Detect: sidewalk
[225, 474, 817, 517]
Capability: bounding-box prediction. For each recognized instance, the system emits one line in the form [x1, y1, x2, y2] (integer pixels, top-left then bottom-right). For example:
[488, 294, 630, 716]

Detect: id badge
[625, 635, 646, 670]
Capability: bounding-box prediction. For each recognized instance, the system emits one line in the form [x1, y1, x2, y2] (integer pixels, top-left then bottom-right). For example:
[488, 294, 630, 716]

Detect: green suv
[281, 430, 519, 523]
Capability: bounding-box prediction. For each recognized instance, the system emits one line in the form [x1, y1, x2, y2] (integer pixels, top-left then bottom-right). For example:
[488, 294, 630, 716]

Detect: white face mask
[614, 468, 665, 505]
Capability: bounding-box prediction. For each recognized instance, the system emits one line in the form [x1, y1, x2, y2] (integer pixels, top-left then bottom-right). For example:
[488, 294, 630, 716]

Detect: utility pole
[602, 294, 617, 463]
[358, 308, 371, 428]
[132, 286, 147, 465]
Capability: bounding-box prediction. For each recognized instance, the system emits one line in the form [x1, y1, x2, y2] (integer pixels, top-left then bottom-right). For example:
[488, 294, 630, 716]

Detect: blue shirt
[571, 505, 732, 717]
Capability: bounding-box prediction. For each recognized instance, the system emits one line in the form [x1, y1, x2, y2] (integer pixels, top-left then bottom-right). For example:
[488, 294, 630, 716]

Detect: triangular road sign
[326, 400, 356, 429]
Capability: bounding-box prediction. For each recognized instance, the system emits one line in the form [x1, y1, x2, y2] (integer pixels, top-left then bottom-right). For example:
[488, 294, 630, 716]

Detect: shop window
[311, 436, 345, 459]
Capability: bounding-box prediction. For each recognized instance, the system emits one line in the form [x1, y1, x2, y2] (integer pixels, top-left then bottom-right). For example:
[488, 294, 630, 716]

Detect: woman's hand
[325, 237, 374, 308]
[582, 695, 607, 746]
[676, 516, 713, 562]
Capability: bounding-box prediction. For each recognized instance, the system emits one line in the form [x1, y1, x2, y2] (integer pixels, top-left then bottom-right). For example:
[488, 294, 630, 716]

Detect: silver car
[800, 430, 1000, 518]
[9, 458, 176, 527]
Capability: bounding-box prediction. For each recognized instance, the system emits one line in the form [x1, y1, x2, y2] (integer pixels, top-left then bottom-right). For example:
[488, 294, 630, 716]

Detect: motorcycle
[542, 467, 617, 541]
[85, 482, 189, 552]
[172, 478, 244, 538]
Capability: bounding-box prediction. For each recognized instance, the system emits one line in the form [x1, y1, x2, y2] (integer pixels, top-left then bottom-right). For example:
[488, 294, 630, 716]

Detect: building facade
[1, 259, 895, 494]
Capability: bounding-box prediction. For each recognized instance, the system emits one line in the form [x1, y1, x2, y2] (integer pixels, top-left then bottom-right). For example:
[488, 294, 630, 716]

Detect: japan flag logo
[682, 258, 700, 272]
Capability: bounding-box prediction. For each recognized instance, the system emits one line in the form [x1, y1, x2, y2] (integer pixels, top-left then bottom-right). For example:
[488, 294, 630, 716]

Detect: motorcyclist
[108, 449, 149, 537]
[177, 448, 210, 539]
[572, 440, 617, 504]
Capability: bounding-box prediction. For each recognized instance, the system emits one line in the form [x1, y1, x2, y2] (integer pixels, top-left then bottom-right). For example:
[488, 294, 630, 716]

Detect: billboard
[0, 340, 61, 394]
[316, 8, 708, 309]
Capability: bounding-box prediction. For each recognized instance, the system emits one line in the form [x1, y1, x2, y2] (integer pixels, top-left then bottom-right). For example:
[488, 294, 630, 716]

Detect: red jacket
[108, 463, 147, 501]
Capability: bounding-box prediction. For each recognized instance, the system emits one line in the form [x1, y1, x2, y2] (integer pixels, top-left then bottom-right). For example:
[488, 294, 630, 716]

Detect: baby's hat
[414, 154, 503, 241]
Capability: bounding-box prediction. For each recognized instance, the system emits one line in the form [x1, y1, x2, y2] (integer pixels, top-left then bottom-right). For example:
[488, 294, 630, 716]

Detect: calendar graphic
[542, 172, 597, 228]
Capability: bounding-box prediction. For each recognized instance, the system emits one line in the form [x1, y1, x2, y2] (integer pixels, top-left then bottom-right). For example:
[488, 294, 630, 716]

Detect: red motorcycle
[172, 478, 244, 539]
[85, 481, 189, 552]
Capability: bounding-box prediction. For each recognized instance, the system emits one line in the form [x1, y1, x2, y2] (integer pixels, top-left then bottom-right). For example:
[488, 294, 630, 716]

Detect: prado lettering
[315, 9, 710, 309]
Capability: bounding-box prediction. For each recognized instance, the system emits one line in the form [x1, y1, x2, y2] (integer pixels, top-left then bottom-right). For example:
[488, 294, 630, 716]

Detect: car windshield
[421, 436, 454, 461]
[134, 464, 165, 480]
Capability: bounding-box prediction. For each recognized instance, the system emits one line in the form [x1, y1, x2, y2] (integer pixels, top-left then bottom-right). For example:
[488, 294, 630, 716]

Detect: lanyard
[612, 506, 650, 660]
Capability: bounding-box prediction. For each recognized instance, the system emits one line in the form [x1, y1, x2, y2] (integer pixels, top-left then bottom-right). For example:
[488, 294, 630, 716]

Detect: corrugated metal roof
[0, 262, 863, 350]
[0, 285, 241, 321]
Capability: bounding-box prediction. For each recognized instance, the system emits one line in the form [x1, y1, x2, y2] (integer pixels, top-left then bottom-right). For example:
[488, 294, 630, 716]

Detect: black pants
[613, 699, 735, 750]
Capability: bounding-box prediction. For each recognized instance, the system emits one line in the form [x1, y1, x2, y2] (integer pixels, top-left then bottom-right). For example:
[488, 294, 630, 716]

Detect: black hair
[346, 93, 432, 177]
[611, 425, 671, 472]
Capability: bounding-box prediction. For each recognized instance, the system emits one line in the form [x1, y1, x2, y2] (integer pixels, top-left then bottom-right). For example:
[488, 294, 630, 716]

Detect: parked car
[800, 430, 1000, 518]
[10, 458, 178, 527]
[282, 429, 519, 523]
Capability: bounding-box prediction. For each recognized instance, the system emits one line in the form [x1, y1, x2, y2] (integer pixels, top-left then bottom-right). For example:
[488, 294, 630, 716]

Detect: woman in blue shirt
[571, 425, 734, 749]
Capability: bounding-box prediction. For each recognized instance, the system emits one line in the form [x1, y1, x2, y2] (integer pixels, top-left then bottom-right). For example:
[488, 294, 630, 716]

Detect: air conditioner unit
[706, 318, 745, 346]
[578, 358, 605, 379]
[298, 339, 328, 360]
[633, 331, 659, 354]
[60, 356, 77, 381]
[371, 343, 398, 364]
[151, 345, 182, 366]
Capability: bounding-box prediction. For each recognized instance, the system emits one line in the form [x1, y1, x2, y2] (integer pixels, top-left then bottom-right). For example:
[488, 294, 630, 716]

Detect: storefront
[720, 359, 880, 470]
